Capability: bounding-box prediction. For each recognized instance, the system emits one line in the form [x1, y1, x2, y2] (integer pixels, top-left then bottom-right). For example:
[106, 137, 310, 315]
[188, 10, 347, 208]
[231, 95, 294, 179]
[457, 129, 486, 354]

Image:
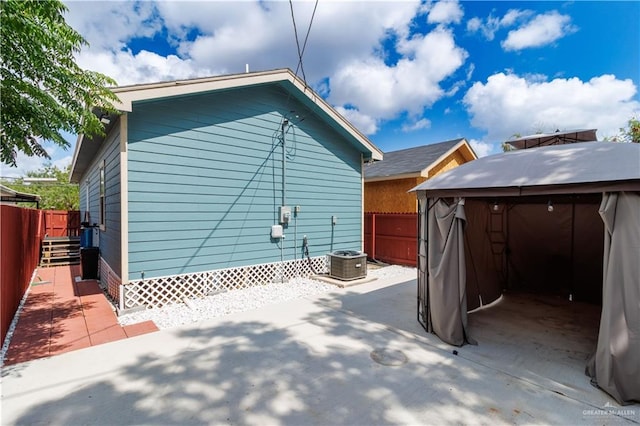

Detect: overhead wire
[288, 0, 318, 86]
[288, 0, 304, 82]
[279, 0, 318, 153]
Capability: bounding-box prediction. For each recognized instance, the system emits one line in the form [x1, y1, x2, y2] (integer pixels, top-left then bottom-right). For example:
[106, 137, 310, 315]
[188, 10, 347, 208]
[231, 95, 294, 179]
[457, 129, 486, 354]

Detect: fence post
[371, 213, 376, 260]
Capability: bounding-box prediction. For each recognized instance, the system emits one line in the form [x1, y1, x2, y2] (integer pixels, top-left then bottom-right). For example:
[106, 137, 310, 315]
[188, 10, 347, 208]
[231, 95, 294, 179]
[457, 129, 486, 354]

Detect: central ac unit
[328, 250, 367, 280]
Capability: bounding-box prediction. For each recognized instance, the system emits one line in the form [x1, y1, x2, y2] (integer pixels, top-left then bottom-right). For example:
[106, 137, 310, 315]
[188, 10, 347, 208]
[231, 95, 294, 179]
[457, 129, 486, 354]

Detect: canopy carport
[505, 128, 597, 149]
[412, 141, 640, 404]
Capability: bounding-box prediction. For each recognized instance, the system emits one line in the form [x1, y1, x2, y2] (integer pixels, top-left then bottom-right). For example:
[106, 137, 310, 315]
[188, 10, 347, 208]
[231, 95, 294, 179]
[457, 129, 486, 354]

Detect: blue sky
[4, 0, 639, 177]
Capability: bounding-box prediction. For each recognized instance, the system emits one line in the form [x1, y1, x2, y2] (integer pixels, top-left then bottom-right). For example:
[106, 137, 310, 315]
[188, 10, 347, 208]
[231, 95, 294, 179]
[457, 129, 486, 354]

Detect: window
[99, 160, 106, 230]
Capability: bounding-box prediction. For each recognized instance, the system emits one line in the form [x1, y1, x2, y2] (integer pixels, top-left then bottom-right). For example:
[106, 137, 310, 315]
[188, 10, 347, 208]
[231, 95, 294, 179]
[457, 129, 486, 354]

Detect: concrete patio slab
[1, 269, 637, 425]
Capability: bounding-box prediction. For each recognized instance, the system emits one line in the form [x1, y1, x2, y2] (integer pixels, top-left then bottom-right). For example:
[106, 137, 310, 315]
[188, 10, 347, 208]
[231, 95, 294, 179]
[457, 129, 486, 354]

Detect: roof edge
[422, 139, 476, 176]
[111, 68, 295, 111]
[0, 184, 41, 202]
[411, 180, 640, 198]
[365, 172, 422, 183]
[69, 131, 85, 183]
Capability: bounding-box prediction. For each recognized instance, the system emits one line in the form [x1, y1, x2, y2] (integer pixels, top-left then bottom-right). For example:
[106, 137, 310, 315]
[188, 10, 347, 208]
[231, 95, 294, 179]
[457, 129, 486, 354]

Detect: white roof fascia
[365, 172, 422, 183]
[111, 69, 293, 112]
[69, 132, 84, 182]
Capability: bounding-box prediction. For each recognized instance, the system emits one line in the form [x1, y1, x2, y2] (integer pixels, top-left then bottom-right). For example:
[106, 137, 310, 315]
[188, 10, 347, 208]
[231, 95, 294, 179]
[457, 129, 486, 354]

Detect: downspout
[119, 113, 129, 311]
[417, 196, 423, 327]
[282, 119, 288, 207]
[425, 196, 432, 332]
[361, 153, 365, 252]
[569, 201, 575, 301]
[280, 119, 288, 282]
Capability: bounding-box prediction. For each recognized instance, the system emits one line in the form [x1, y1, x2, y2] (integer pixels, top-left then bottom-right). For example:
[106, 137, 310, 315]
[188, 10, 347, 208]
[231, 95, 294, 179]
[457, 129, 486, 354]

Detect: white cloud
[468, 139, 493, 157]
[65, 1, 162, 51]
[466, 9, 530, 41]
[1, 142, 74, 178]
[2, 154, 47, 178]
[466, 63, 475, 81]
[59, 0, 449, 141]
[501, 9, 528, 27]
[502, 11, 577, 51]
[463, 72, 640, 143]
[329, 26, 467, 132]
[76, 50, 211, 86]
[63, 1, 428, 107]
[466, 17, 482, 33]
[402, 118, 432, 132]
[158, 1, 423, 82]
[427, 0, 464, 25]
[335, 107, 378, 135]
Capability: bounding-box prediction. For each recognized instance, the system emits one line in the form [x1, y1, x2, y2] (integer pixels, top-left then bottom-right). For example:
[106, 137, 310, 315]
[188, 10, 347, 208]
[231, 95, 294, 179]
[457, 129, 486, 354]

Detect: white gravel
[118, 265, 415, 330]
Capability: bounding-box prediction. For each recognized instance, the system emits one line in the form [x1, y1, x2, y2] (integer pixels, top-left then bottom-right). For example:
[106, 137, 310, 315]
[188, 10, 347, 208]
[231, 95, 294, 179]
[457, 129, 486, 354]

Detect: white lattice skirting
[100, 257, 122, 305]
[121, 256, 328, 310]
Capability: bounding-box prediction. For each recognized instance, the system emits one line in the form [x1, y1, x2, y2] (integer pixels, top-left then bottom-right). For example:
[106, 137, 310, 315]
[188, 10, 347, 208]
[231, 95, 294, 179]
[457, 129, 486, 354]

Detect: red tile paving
[3, 265, 158, 365]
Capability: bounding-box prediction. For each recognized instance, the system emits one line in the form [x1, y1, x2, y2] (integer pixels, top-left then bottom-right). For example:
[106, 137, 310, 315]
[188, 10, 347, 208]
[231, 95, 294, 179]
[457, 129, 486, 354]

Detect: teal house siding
[71, 69, 383, 303]
[126, 85, 363, 281]
[78, 125, 122, 277]
[79, 166, 98, 227]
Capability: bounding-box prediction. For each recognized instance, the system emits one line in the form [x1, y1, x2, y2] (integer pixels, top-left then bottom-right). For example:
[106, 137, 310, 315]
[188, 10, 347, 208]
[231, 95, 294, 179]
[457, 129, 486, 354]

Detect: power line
[288, 0, 305, 82]
[297, 0, 318, 80]
[288, 0, 319, 85]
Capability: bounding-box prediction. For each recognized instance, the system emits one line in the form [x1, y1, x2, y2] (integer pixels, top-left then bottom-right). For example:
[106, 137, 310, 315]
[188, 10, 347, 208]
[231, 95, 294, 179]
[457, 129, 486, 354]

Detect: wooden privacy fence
[43, 210, 80, 237]
[1, 205, 45, 346]
[364, 213, 418, 267]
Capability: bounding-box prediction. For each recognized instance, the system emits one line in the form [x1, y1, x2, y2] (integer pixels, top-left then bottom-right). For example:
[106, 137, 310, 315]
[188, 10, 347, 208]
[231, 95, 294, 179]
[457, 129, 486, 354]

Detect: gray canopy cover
[413, 142, 640, 404]
[587, 192, 640, 404]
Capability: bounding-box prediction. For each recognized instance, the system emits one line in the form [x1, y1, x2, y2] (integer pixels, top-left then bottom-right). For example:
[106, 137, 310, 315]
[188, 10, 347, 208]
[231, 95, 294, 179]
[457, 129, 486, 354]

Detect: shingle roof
[364, 138, 465, 179]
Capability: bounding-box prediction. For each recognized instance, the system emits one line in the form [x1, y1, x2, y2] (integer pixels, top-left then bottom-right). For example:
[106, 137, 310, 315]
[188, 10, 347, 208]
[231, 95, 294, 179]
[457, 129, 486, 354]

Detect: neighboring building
[362, 139, 476, 266]
[70, 68, 382, 311]
[0, 184, 40, 207]
[364, 138, 477, 213]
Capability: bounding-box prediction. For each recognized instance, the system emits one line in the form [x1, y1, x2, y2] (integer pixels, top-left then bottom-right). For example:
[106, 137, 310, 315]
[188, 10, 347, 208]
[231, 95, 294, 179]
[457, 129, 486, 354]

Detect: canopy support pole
[569, 201, 576, 301]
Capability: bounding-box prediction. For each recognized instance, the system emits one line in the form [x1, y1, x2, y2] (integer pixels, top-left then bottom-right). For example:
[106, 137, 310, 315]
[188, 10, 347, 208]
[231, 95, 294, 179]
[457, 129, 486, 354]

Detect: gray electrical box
[279, 206, 291, 224]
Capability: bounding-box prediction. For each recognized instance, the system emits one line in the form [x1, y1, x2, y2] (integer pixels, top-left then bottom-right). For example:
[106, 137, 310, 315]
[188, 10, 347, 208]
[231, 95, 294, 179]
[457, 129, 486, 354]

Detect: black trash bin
[80, 247, 99, 279]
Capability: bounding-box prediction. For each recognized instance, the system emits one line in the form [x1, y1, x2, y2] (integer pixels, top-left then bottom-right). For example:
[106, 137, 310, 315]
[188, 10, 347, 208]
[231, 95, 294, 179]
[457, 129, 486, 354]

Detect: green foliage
[618, 116, 640, 143]
[603, 117, 640, 143]
[502, 133, 521, 152]
[0, 0, 118, 166]
[3, 164, 79, 210]
[501, 142, 516, 152]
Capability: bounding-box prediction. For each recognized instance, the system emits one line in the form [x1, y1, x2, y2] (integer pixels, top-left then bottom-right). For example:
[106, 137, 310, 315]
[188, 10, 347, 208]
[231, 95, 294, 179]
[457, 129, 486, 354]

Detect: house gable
[70, 69, 381, 182]
[125, 84, 365, 280]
